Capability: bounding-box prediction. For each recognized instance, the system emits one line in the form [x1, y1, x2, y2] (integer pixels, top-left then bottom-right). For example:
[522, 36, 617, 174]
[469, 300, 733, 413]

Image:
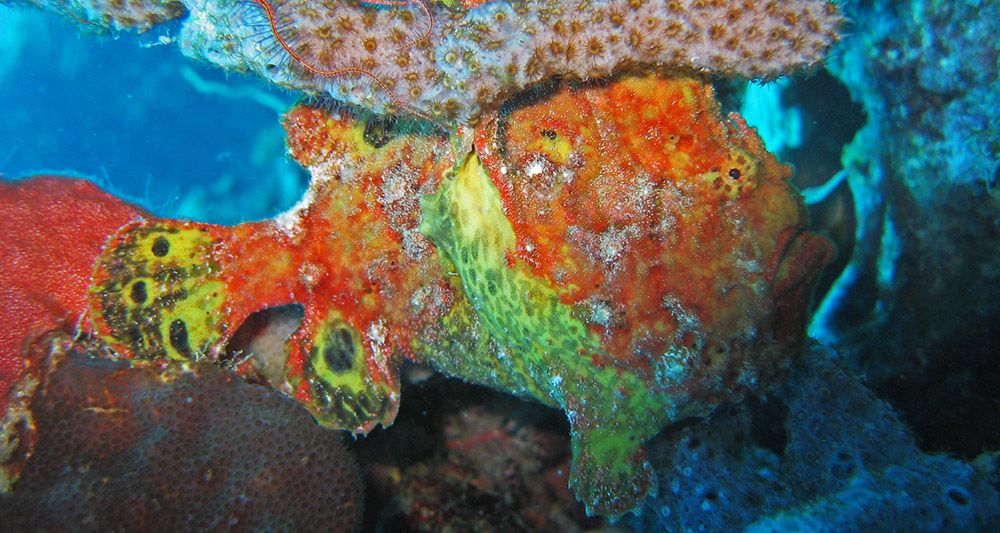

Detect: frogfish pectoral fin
[284, 307, 400, 435]
[88, 219, 232, 361]
[568, 414, 656, 519]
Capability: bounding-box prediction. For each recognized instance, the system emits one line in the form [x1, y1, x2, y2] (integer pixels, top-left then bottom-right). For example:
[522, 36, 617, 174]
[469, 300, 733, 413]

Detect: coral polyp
[86, 75, 833, 516]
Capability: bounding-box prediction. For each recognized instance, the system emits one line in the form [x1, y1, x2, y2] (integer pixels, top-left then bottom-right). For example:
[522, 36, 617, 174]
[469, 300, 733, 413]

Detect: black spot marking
[337, 328, 352, 352]
[104, 302, 127, 328]
[540, 129, 557, 140]
[169, 319, 192, 357]
[363, 116, 396, 148]
[152, 236, 170, 257]
[728, 168, 741, 180]
[153, 267, 185, 284]
[130, 280, 148, 304]
[323, 327, 356, 373]
[126, 324, 144, 348]
[357, 390, 377, 413]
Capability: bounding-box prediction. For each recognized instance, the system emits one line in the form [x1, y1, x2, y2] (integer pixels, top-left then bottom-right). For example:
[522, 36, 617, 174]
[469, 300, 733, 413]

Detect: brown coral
[180, 0, 843, 121]
[0, 331, 363, 532]
[20, 0, 186, 32]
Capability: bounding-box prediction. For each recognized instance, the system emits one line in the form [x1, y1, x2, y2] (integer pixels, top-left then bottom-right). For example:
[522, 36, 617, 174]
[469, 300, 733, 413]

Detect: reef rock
[624, 345, 1000, 531]
[813, 0, 1000, 455]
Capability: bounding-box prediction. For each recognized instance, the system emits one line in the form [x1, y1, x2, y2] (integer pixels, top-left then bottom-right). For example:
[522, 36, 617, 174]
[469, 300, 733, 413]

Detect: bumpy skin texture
[0, 331, 363, 531]
[0, 176, 145, 412]
[178, 0, 840, 122]
[89, 115, 456, 434]
[421, 77, 835, 513]
[87, 76, 833, 516]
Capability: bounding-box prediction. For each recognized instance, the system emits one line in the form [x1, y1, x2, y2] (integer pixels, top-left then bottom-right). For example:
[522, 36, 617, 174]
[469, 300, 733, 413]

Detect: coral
[0, 176, 144, 412]
[85, 75, 833, 516]
[623, 345, 1000, 531]
[0, 330, 363, 531]
[175, 0, 841, 122]
[7, 0, 842, 121]
[177, 0, 840, 122]
[811, 0, 1000, 454]
[12, 0, 185, 31]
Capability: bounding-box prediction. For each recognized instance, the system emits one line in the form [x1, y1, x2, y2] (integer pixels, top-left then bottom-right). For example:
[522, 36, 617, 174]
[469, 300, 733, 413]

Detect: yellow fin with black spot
[291, 308, 399, 434]
[89, 220, 229, 361]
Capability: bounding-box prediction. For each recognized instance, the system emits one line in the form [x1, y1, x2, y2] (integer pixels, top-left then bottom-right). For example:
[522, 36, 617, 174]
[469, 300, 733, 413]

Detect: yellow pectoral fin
[89, 220, 229, 361]
[293, 311, 400, 434]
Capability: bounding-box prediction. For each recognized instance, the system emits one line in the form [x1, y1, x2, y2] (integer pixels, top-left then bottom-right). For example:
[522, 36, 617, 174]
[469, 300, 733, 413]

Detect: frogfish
[87, 76, 834, 517]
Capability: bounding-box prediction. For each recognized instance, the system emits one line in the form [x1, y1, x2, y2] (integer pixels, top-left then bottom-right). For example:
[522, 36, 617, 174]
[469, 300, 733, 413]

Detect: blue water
[0, 7, 306, 224]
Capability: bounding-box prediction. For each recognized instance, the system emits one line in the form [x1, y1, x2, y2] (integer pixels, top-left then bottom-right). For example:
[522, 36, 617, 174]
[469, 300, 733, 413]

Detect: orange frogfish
[86, 76, 834, 517]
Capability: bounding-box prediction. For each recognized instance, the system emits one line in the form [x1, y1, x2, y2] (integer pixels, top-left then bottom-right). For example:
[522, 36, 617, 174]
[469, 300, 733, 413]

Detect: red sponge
[0, 176, 144, 409]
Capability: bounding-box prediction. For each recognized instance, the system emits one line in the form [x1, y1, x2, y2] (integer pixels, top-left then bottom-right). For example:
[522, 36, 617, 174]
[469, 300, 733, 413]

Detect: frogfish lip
[769, 230, 837, 342]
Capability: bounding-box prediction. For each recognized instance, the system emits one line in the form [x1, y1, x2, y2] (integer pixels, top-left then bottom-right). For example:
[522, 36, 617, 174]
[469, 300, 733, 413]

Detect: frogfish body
[87, 76, 833, 517]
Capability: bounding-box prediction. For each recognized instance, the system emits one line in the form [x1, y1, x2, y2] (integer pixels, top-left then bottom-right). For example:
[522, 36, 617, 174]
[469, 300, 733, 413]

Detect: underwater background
[0, 7, 306, 224]
[1, 0, 999, 530]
